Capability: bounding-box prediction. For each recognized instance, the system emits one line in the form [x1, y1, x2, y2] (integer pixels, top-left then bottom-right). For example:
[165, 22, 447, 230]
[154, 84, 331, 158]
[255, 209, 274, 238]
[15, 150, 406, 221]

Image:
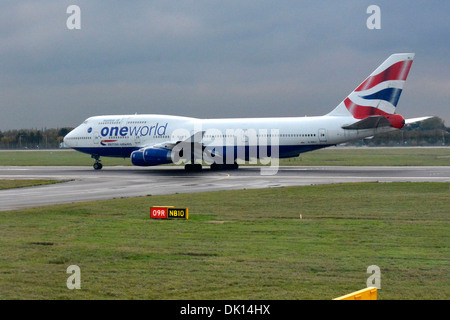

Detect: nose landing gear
[91, 154, 103, 170]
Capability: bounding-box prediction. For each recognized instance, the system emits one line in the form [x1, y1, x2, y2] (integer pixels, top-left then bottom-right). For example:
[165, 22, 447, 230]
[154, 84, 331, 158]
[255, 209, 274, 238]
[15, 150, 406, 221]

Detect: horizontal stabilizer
[342, 116, 392, 130]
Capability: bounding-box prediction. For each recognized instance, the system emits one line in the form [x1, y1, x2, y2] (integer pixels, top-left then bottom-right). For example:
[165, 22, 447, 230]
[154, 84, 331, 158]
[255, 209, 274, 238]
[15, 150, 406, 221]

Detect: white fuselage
[64, 114, 394, 161]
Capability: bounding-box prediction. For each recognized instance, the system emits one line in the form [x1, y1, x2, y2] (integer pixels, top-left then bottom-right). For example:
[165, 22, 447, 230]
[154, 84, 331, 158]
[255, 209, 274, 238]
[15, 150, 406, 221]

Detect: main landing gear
[92, 155, 103, 170]
[184, 163, 239, 172]
[210, 162, 239, 171]
[184, 163, 203, 172]
[184, 162, 240, 172]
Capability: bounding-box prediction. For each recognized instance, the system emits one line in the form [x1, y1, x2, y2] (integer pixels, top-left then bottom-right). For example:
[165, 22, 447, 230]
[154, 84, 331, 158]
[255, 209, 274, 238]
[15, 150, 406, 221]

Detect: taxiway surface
[0, 165, 449, 211]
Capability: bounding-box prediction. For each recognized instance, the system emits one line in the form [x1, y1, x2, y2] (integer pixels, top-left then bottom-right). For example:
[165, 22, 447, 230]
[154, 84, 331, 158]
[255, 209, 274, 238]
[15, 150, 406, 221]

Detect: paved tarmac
[0, 165, 449, 211]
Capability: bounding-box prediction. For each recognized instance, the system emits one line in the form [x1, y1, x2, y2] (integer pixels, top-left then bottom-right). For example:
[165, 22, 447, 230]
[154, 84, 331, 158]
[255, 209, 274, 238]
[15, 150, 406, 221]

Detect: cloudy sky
[1, 0, 449, 130]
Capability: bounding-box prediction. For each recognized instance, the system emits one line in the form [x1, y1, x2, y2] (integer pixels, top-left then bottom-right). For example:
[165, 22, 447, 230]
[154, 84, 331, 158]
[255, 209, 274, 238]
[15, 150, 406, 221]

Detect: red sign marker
[150, 207, 168, 219]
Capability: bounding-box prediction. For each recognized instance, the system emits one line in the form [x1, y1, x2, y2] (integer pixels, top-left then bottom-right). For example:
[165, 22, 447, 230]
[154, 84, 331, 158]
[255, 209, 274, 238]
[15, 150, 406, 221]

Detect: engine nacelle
[385, 114, 405, 129]
[131, 147, 172, 166]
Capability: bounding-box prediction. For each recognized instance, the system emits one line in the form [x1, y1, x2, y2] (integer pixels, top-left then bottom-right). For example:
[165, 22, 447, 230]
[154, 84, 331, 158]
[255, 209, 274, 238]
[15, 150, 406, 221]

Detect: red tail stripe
[355, 60, 413, 92]
[344, 98, 391, 119]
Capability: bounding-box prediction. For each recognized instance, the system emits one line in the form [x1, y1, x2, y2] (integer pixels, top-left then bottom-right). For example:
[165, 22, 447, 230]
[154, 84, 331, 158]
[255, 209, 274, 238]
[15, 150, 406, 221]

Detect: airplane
[64, 53, 432, 171]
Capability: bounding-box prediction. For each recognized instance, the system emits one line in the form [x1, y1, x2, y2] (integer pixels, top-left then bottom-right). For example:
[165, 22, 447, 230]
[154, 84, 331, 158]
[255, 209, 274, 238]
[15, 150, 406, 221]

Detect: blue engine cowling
[131, 147, 172, 166]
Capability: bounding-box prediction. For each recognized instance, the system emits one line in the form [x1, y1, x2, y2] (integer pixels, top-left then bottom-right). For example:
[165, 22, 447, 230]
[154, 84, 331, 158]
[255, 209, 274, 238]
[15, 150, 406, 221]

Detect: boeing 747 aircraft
[64, 53, 431, 171]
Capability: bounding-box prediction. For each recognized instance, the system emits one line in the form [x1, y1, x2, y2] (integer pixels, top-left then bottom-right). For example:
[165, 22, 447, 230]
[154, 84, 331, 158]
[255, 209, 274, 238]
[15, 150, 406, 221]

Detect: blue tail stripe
[360, 88, 403, 106]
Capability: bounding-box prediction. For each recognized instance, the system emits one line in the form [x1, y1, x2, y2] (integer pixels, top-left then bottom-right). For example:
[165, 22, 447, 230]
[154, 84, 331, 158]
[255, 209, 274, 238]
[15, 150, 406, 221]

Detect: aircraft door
[241, 131, 249, 145]
[134, 134, 141, 146]
[120, 118, 128, 135]
[119, 118, 128, 157]
[318, 128, 327, 142]
[93, 132, 100, 144]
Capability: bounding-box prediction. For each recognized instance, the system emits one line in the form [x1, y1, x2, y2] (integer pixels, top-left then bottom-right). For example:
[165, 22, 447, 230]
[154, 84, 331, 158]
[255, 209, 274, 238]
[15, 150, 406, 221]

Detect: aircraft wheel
[93, 162, 103, 170]
[210, 163, 238, 170]
[185, 164, 202, 172]
[210, 163, 221, 171]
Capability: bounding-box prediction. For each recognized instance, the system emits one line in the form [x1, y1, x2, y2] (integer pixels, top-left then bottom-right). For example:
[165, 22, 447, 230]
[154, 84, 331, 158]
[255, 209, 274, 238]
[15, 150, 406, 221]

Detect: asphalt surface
[0, 165, 449, 211]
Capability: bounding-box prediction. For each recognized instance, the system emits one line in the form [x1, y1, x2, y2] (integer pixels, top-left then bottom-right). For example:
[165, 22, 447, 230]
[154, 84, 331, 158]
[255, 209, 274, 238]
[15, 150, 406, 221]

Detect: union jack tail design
[328, 53, 414, 122]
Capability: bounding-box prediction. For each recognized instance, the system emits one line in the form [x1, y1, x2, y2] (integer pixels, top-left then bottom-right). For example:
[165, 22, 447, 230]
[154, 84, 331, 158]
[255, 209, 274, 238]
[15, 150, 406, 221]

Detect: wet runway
[0, 165, 449, 211]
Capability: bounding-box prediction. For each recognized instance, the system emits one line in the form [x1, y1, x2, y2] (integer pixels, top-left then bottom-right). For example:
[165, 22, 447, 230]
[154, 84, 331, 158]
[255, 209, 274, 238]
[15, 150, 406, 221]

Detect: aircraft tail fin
[327, 53, 415, 121]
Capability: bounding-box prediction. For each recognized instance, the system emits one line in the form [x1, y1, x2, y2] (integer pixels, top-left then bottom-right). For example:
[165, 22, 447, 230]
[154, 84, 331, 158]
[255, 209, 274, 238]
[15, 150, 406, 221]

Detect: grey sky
[0, 0, 449, 130]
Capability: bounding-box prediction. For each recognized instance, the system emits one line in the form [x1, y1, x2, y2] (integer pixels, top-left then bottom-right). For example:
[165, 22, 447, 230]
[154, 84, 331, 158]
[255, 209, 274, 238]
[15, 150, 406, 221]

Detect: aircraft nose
[63, 130, 74, 147]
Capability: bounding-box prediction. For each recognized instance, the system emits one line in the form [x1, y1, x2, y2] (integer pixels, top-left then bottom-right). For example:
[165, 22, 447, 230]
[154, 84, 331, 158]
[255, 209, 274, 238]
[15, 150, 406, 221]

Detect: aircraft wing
[132, 131, 211, 166]
[140, 131, 224, 164]
[142, 131, 204, 151]
[170, 131, 225, 164]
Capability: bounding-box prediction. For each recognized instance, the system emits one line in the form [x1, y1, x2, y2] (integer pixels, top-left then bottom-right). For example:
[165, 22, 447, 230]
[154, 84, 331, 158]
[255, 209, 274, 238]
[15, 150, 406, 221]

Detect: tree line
[356, 117, 449, 147]
[0, 117, 448, 149]
[0, 128, 73, 149]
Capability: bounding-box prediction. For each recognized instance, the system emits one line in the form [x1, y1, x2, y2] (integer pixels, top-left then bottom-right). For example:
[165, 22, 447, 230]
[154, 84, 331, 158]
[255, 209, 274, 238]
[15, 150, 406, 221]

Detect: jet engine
[131, 147, 172, 166]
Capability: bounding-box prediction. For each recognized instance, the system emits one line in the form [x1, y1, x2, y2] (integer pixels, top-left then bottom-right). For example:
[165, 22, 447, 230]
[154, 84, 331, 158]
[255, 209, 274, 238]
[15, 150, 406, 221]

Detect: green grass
[0, 182, 448, 300]
[0, 179, 64, 190]
[0, 147, 449, 166]
[278, 147, 450, 166]
[0, 150, 130, 167]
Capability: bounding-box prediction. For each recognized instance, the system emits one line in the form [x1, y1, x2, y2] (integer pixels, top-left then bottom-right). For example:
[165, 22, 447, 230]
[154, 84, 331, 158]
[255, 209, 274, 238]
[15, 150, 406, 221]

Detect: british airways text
[100, 122, 168, 137]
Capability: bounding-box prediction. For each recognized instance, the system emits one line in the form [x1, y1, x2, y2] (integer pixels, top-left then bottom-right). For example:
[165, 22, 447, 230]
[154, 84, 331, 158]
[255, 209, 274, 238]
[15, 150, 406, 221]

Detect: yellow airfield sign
[150, 206, 188, 220]
[168, 207, 189, 219]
